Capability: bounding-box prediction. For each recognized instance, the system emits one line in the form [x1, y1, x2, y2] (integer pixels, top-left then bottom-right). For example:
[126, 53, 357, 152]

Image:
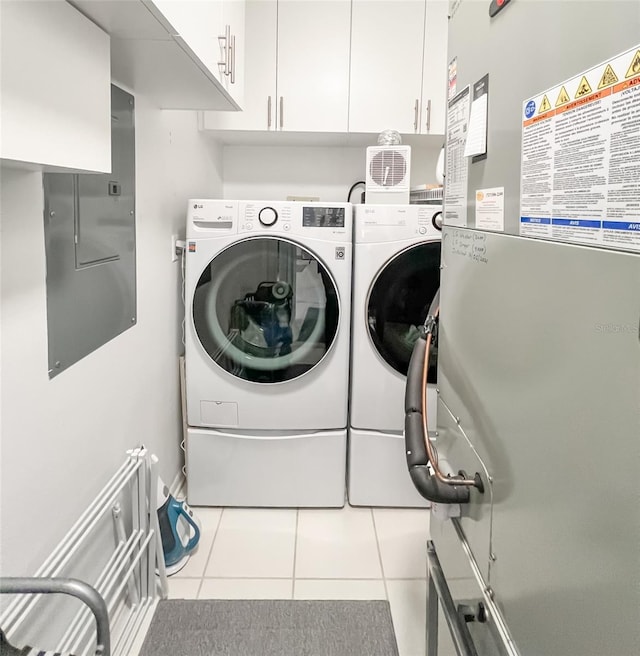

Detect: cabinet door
[153, 1, 225, 84]
[204, 0, 277, 130]
[349, 1, 426, 134]
[0, 0, 111, 172]
[421, 0, 448, 135]
[276, 0, 351, 132]
[220, 0, 246, 104]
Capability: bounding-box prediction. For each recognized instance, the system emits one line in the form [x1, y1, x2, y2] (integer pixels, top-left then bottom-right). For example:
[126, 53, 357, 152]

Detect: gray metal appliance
[417, 2, 640, 654]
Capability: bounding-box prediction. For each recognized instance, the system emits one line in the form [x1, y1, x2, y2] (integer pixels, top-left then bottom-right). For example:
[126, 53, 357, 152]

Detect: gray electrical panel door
[44, 85, 136, 378]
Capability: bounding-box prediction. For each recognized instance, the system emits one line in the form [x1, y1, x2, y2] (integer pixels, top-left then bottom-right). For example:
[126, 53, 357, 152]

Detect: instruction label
[520, 44, 640, 252]
[475, 187, 504, 231]
[445, 86, 471, 227]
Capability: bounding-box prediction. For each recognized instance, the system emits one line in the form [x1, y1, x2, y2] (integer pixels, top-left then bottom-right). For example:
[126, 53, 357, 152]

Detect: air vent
[365, 145, 411, 203]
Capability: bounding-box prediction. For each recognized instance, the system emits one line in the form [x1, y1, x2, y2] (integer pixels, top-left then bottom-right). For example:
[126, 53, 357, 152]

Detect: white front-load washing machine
[184, 200, 352, 508]
[349, 203, 442, 507]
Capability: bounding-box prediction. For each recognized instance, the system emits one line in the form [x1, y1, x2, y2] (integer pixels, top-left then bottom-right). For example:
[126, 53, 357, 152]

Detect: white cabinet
[277, 0, 350, 132]
[152, 0, 244, 102]
[349, 1, 426, 134]
[70, 0, 244, 110]
[204, 0, 350, 132]
[205, 0, 275, 129]
[0, 0, 111, 172]
[152, 1, 225, 82]
[220, 0, 246, 104]
[349, 0, 447, 136]
[420, 0, 448, 135]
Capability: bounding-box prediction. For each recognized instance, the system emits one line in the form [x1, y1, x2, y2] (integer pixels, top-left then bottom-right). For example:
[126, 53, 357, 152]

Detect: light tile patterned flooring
[163, 504, 431, 656]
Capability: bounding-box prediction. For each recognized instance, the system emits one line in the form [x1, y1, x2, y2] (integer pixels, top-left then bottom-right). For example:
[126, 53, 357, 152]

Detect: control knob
[258, 206, 278, 227]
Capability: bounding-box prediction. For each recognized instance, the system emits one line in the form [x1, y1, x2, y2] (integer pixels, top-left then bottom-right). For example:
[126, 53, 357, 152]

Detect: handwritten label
[448, 230, 490, 264]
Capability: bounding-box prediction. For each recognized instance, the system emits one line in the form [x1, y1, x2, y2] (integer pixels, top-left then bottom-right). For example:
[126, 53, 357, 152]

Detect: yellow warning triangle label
[598, 64, 619, 89]
[538, 95, 551, 113]
[625, 50, 640, 79]
[575, 76, 592, 98]
[555, 86, 570, 107]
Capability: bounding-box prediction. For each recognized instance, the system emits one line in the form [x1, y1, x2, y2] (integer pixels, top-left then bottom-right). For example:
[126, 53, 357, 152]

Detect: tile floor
[163, 504, 431, 656]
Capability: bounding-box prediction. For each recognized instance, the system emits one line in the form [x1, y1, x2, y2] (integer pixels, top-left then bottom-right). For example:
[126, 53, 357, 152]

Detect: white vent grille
[365, 145, 411, 203]
[368, 149, 407, 187]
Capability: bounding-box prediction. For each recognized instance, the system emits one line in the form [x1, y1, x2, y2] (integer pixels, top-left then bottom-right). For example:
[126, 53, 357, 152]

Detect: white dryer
[185, 199, 352, 507]
[349, 203, 442, 507]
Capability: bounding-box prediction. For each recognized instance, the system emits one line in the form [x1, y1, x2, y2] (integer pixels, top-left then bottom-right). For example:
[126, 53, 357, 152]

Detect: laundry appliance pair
[183, 199, 441, 508]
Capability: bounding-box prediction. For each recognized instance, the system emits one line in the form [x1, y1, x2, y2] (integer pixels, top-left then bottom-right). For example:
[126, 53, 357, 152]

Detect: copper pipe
[421, 306, 477, 487]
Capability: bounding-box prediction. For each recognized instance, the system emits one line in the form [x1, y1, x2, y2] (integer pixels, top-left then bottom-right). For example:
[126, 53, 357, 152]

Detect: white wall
[222, 142, 441, 201]
[0, 98, 222, 577]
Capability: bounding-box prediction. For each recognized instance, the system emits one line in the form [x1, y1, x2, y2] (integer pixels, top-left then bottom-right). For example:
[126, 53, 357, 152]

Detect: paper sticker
[475, 187, 504, 231]
[448, 57, 458, 100]
[444, 86, 471, 227]
[464, 75, 489, 159]
[520, 43, 640, 252]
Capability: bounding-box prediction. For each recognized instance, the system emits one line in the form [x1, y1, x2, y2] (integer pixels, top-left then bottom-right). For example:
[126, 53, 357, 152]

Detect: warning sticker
[520, 43, 640, 253]
[574, 75, 592, 98]
[555, 86, 570, 107]
[598, 64, 618, 89]
[625, 50, 640, 78]
[539, 95, 551, 113]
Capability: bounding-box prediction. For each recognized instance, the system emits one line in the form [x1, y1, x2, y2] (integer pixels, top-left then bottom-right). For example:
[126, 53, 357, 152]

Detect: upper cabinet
[70, 0, 244, 110]
[421, 0, 448, 135]
[277, 0, 351, 132]
[204, 0, 350, 132]
[205, 0, 448, 138]
[349, 1, 426, 134]
[350, 0, 448, 136]
[205, 0, 276, 130]
[0, 0, 111, 172]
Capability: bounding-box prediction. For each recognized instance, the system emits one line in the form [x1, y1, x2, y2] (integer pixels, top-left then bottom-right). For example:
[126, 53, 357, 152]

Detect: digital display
[302, 206, 345, 228]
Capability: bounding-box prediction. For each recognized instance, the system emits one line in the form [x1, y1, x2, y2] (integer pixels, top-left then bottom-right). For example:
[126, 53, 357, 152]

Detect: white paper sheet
[475, 187, 504, 231]
[464, 94, 487, 157]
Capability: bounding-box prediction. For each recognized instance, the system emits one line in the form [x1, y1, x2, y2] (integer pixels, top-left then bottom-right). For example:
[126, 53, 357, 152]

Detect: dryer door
[367, 241, 441, 379]
[192, 237, 339, 383]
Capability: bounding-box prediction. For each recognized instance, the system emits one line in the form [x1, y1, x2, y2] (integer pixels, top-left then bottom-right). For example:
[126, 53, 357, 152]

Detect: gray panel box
[44, 85, 136, 378]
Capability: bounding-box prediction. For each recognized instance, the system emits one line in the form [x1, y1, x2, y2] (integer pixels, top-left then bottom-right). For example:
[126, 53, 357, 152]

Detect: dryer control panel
[354, 204, 443, 244]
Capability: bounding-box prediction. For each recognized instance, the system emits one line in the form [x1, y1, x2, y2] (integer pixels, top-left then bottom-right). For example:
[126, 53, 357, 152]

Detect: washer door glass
[193, 237, 339, 383]
[367, 241, 441, 380]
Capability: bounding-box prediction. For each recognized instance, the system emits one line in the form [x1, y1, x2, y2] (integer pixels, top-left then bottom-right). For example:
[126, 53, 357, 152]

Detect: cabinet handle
[414, 99, 419, 132]
[426, 98, 432, 133]
[225, 25, 231, 76]
[218, 25, 230, 75]
[229, 34, 235, 84]
[279, 96, 284, 129]
[267, 96, 272, 129]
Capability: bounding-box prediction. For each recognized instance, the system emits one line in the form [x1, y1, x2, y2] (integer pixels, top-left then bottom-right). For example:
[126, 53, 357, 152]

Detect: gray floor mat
[139, 599, 399, 656]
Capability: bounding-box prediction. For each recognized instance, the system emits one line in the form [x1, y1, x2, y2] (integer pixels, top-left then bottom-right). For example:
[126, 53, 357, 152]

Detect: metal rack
[0, 448, 167, 656]
[410, 186, 444, 204]
[0, 578, 110, 656]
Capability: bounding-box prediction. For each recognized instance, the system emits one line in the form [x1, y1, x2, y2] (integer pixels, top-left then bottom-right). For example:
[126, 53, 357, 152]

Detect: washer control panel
[258, 206, 278, 227]
[239, 201, 350, 241]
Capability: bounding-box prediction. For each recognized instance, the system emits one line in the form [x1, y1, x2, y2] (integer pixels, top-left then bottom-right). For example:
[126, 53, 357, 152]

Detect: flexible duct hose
[404, 292, 480, 503]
